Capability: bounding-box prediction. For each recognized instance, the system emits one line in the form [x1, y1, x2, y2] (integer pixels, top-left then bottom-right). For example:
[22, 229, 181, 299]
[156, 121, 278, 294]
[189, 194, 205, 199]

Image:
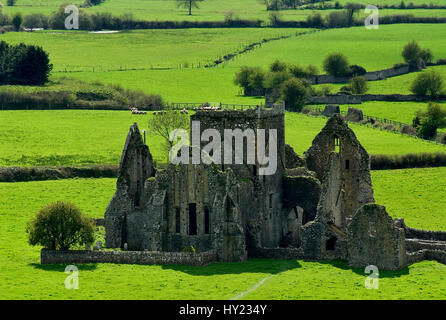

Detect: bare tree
[148, 108, 190, 160]
[176, 0, 204, 16]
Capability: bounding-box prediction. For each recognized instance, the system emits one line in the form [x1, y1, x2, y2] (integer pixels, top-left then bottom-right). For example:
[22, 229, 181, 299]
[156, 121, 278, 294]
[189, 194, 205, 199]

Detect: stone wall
[41, 249, 217, 266]
[249, 247, 303, 259]
[310, 66, 410, 85]
[306, 94, 441, 106]
[406, 249, 446, 266]
[347, 204, 407, 270]
[306, 95, 362, 105]
[396, 219, 446, 242]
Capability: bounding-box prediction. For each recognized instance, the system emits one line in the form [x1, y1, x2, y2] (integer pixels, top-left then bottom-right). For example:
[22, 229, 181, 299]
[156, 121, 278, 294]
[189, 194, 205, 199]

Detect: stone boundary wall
[41, 249, 217, 266]
[401, 220, 446, 242]
[307, 95, 362, 105]
[249, 247, 304, 259]
[406, 249, 446, 266]
[405, 239, 446, 252]
[306, 94, 445, 105]
[311, 66, 410, 85]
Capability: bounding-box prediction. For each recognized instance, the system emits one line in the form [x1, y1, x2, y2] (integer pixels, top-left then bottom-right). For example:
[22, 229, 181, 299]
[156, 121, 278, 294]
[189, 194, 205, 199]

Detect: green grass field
[310, 101, 445, 129]
[230, 24, 446, 71]
[2, 0, 446, 21]
[0, 110, 444, 167]
[0, 28, 304, 72]
[314, 65, 446, 95]
[2, 25, 445, 104]
[0, 166, 445, 299]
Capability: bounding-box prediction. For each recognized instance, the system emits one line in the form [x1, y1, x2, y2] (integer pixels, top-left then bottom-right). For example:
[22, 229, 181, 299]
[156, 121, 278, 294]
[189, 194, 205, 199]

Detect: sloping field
[230, 24, 446, 71]
[0, 28, 304, 71]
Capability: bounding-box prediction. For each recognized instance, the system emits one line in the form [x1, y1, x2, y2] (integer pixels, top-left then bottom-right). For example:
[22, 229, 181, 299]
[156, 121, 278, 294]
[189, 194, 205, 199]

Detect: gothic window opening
[326, 236, 337, 251]
[333, 135, 340, 153]
[204, 207, 210, 234]
[175, 208, 181, 234]
[189, 203, 197, 236]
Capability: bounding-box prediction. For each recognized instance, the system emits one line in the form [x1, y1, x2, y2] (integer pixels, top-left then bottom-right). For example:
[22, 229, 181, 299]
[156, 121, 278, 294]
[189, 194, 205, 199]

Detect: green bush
[11, 12, 22, 31]
[413, 102, 446, 139]
[26, 201, 95, 250]
[264, 70, 292, 89]
[280, 78, 308, 112]
[371, 152, 446, 170]
[323, 53, 350, 77]
[0, 41, 53, 85]
[182, 246, 196, 253]
[402, 41, 434, 68]
[410, 70, 444, 97]
[349, 64, 367, 76]
[349, 76, 369, 94]
[270, 59, 288, 72]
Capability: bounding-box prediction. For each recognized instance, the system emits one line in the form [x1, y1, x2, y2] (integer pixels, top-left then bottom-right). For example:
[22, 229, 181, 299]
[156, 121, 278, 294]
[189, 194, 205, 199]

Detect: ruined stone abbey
[103, 103, 446, 270]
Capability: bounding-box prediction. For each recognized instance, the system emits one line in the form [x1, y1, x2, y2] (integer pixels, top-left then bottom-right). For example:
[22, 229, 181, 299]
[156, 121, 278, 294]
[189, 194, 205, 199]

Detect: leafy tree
[289, 64, 318, 78]
[26, 201, 95, 250]
[402, 40, 422, 67]
[248, 68, 266, 91]
[306, 12, 324, 28]
[323, 53, 350, 77]
[410, 70, 444, 98]
[11, 12, 22, 31]
[234, 66, 264, 93]
[270, 59, 288, 72]
[402, 41, 434, 68]
[344, 2, 361, 26]
[412, 102, 446, 139]
[265, 0, 281, 11]
[419, 48, 434, 64]
[280, 78, 308, 112]
[264, 70, 292, 89]
[176, 0, 204, 16]
[349, 76, 369, 94]
[349, 64, 366, 76]
[0, 41, 53, 85]
[148, 107, 190, 157]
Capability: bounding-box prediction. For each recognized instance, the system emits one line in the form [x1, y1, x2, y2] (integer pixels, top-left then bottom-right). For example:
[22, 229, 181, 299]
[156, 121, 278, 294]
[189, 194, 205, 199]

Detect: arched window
[333, 135, 340, 153]
[204, 208, 210, 234]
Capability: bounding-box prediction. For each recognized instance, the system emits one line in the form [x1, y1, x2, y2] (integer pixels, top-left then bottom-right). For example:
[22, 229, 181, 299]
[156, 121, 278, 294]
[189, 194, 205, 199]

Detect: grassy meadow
[1, 25, 445, 104]
[2, 0, 446, 20]
[0, 110, 445, 167]
[0, 0, 445, 301]
[0, 166, 445, 299]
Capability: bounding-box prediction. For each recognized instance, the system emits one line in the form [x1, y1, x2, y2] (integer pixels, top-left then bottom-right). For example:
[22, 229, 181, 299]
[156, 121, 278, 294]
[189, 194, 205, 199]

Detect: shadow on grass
[161, 258, 301, 276]
[316, 259, 410, 278]
[29, 263, 98, 272]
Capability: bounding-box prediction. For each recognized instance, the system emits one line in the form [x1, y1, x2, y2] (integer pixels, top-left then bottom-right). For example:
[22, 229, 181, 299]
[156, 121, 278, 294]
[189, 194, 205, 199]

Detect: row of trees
[0, 41, 52, 85]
